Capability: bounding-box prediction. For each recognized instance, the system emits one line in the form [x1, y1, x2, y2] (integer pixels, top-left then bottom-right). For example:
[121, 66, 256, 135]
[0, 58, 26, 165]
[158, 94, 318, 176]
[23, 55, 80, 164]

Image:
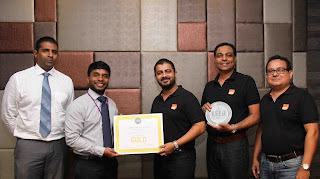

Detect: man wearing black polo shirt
[252, 55, 319, 179]
[151, 58, 206, 179]
[201, 42, 260, 179]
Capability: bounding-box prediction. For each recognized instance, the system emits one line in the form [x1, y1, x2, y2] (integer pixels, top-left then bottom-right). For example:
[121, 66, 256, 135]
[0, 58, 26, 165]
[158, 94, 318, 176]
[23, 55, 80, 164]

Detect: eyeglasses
[266, 67, 288, 75]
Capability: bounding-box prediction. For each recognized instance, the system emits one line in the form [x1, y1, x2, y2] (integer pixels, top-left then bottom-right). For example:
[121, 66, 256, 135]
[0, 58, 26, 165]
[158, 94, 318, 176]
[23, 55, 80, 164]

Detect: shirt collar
[34, 63, 56, 77]
[213, 70, 237, 84]
[158, 85, 182, 98]
[267, 83, 296, 98]
[88, 88, 107, 100]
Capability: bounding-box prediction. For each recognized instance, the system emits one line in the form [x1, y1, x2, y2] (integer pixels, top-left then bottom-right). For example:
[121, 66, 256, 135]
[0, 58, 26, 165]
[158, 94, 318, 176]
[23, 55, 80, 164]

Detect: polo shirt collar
[158, 85, 182, 98]
[267, 83, 296, 99]
[213, 70, 237, 84]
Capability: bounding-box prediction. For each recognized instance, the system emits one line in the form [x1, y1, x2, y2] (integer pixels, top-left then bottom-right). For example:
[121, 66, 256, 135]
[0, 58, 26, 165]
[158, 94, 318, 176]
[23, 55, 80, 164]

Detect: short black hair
[211, 42, 237, 57]
[154, 58, 176, 73]
[266, 55, 292, 73]
[87, 61, 111, 77]
[35, 36, 58, 52]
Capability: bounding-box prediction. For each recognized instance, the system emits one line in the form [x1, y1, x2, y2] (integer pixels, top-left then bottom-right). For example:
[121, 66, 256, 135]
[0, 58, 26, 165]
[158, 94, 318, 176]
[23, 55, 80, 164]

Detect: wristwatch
[231, 124, 237, 133]
[301, 163, 310, 171]
[173, 140, 179, 150]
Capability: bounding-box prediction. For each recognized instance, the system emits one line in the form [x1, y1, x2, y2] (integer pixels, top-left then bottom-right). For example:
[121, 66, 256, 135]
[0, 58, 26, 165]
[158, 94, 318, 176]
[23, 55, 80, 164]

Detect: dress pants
[154, 149, 196, 179]
[206, 136, 249, 179]
[70, 155, 118, 179]
[14, 138, 68, 179]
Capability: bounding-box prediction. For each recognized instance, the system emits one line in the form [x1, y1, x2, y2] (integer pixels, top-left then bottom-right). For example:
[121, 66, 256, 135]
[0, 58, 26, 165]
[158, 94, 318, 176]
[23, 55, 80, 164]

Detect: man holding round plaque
[151, 58, 206, 179]
[201, 42, 260, 179]
[251, 55, 319, 179]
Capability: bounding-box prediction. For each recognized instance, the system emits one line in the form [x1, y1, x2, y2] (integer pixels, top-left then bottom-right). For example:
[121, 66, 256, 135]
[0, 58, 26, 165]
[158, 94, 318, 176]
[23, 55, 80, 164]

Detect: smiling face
[87, 69, 110, 95]
[214, 45, 236, 73]
[266, 59, 292, 90]
[34, 41, 58, 72]
[155, 62, 177, 90]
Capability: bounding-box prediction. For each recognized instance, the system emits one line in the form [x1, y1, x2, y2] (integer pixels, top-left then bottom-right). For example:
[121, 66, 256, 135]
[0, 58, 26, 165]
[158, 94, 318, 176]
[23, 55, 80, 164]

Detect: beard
[158, 77, 176, 90]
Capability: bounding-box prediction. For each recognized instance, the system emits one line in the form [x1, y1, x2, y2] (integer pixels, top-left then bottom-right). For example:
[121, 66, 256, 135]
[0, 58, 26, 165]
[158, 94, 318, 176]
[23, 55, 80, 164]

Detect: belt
[74, 154, 105, 161]
[265, 151, 303, 163]
[208, 132, 246, 144]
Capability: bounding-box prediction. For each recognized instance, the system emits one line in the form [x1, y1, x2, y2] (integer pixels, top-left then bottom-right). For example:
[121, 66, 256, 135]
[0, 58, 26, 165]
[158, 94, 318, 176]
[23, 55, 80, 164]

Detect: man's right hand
[104, 148, 123, 158]
[251, 159, 260, 178]
[201, 102, 212, 113]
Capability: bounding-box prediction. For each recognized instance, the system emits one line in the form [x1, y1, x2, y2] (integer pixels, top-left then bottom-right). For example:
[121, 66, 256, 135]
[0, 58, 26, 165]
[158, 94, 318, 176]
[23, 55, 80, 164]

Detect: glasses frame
[266, 67, 288, 75]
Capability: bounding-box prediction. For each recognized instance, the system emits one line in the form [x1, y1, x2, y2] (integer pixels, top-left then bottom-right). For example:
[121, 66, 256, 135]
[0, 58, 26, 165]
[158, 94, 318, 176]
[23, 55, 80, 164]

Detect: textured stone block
[264, 0, 292, 23]
[34, 22, 56, 48]
[293, 0, 307, 51]
[0, 91, 17, 148]
[58, 0, 140, 51]
[105, 89, 141, 115]
[208, 52, 219, 82]
[0, 149, 14, 179]
[94, 52, 140, 89]
[207, 0, 235, 51]
[0, 0, 34, 22]
[0, 23, 34, 52]
[178, 22, 207, 52]
[237, 53, 264, 88]
[236, 0, 262, 23]
[0, 53, 34, 89]
[35, 0, 56, 22]
[141, 52, 207, 113]
[141, 0, 177, 51]
[178, 0, 206, 22]
[293, 52, 307, 88]
[55, 52, 93, 89]
[264, 23, 293, 87]
[236, 23, 263, 52]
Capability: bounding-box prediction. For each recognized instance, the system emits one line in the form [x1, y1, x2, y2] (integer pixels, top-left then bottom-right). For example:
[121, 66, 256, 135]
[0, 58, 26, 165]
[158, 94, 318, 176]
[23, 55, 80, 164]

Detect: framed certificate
[113, 113, 164, 154]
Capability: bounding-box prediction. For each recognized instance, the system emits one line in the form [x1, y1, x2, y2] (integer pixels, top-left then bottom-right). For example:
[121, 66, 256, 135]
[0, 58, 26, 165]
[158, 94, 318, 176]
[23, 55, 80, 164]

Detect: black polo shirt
[201, 71, 260, 137]
[261, 84, 319, 155]
[151, 85, 205, 150]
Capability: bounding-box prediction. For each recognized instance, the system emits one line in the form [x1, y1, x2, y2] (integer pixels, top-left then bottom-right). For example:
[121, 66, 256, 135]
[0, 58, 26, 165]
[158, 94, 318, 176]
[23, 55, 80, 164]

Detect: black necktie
[97, 96, 112, 148]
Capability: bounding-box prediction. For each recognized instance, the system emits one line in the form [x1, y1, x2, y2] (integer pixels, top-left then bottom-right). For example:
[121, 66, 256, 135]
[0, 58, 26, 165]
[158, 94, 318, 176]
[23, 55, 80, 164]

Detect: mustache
[161, 77, 170, 81]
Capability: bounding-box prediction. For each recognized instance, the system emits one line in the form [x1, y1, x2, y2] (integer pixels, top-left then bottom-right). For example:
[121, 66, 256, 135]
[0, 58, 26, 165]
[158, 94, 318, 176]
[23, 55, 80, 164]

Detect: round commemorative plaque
[205, 101, 232, 126]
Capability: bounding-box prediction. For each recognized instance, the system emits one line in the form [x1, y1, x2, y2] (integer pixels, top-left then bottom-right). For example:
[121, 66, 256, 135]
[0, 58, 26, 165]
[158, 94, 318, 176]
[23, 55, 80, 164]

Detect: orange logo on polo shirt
[171, 104, 177, 110]
[282, 104, 289, 110]
[228, 89, 235, 95]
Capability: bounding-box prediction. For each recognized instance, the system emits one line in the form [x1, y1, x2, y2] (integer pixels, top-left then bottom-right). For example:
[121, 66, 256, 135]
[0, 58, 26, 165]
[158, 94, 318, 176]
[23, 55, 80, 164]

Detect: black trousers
[154, 149, 196, 179]
[70, 155, 118, 179]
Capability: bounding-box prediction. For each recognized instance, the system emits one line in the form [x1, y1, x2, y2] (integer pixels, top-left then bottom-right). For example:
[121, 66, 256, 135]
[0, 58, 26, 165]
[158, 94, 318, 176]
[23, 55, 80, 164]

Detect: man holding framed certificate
[151, 58, 206, 179]
[65, 61, 122, 179]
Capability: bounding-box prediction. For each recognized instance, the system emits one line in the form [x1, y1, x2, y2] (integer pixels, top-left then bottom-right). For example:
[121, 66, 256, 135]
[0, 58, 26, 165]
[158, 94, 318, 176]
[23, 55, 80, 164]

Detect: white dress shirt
[65, 88, 118, 157]
[1, 64, 74, 141]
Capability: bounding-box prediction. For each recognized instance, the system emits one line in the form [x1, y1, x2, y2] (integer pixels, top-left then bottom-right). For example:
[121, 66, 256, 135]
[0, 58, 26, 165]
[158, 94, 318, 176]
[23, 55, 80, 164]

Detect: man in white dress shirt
[65, 61, 122, 179]
[1, 36, 74, 179]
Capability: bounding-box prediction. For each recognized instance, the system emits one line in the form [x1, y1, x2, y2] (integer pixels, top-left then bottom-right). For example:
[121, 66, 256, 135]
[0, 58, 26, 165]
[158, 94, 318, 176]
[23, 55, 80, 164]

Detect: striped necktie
[40, 72, 51, 137]
[97, 96, 112, 148]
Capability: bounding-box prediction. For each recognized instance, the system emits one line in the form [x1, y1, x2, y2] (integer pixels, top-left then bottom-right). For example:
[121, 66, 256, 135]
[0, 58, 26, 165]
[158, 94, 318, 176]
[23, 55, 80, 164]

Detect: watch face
[302, 164, 310, 170]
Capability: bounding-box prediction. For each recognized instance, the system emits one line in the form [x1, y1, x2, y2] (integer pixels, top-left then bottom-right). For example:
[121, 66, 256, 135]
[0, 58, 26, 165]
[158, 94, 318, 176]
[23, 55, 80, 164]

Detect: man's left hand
[157, 142, 175, 156]
[208, 123, 233, 132]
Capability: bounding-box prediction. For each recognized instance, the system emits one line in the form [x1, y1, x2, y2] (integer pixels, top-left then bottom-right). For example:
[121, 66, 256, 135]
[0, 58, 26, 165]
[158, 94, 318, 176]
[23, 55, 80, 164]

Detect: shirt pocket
[54, 92, 69, 111]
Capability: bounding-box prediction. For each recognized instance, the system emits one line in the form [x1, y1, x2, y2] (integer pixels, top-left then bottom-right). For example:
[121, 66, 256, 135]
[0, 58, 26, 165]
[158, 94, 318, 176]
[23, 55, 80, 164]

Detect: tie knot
[98, 96, 107, 103]
[43, 72, 49, 77]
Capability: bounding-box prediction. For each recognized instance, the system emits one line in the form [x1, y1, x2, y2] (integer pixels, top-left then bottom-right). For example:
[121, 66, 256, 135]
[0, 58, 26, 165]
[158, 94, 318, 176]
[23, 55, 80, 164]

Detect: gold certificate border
[114, 114, 163, 154]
